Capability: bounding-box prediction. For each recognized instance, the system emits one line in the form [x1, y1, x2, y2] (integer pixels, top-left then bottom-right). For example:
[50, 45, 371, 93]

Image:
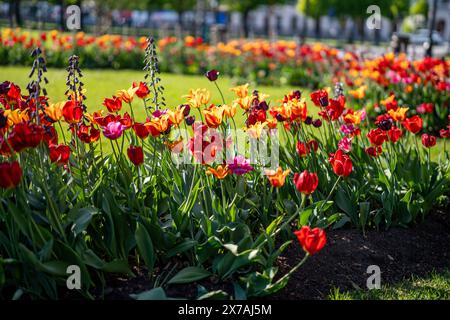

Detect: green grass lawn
[0, 66, 301, 125]
[329, 270, 450, 300]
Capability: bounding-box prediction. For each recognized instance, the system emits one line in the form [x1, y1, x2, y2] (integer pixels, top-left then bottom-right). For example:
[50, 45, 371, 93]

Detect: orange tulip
[265, 167, 291, 188]
[184, 88, 210, 108]
[206, 165, 230, 179]
[44, 102, 65, 121]
[230, 83, 249, 98]
[343, 109, 365, 125]
[222, 104, 237, 118]
[349, 85, 367, 99]
[145, 115, 170, 136]
[233, 96, 252, 110]
[116, 86, 139, 104]
[4, 109, 29, 125]
[388, 107, 408, 122]
[85, 110, 104, 126]
[167, 107, 185, 126]
[246, 121, 267, 139]
[266, 118, 278, 129]
[164, 138, 184, 153]
[203, 105, 224, 128]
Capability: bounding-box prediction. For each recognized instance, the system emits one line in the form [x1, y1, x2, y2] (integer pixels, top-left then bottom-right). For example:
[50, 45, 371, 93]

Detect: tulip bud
[205, 69, 219, 81]
[185, 115, 195, 126]
[312, 119, 322, 128]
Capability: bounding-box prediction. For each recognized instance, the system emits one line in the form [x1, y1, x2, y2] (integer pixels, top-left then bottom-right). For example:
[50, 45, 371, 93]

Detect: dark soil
[96, 210, 450, 300]
[272, 209, 450, 299]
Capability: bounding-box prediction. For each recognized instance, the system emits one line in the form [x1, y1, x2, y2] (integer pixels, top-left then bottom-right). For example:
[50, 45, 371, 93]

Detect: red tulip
[127, 145, 144, 166]
[367, 128, 388, 146]
[440, 128, 450, 138]
[77, 124, 100, 143]
[0, 161, 22, 189]
[310, 89, 329, 107]
[329, 149, 352, 177]
[296, 141, 310, 157]
[421, 133, 436, 148]
[132, 122, 150, 139]
[365, 146, 382, 157]
[402, 115, 423, 134]
[49, 144, 71, 164]
[120, 112, 133, 129]
[103, 96, 122, 112]
[132, 82, 150, 99]
[294, 226, 326, 255]
[62, 100, 83, 124]
[388, 126, 402, 143]
[8, 122, 44, 152]
[308, 139, 319, 152]
[293, 170, 319, 195]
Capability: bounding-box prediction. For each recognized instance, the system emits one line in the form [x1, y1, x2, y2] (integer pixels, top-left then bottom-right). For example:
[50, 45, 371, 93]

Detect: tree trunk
[14, 0, 22, 27]
[8, 0, 14, 27]
[314, 16, 321, 39]
[268, 6, 276, 40]
[347, 20, 354, 44]
[177, 10, 183, 28]
[59, 0, 65, 31]
[301, 16, 308, 43]
[358, 18, 365, 42]
[242, 10, 250, 38]
[373, 27, 380, 46]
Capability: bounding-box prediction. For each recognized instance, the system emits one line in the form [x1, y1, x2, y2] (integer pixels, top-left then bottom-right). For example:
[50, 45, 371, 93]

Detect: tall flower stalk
[144, 37, 165, 111]
[27, 47, 49, 125]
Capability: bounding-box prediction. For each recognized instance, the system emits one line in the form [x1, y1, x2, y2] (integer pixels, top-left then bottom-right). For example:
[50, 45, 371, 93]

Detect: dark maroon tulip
[185, 115, 195, 126]
[312, 119, 322, 128]
[205, 69, 219, 81]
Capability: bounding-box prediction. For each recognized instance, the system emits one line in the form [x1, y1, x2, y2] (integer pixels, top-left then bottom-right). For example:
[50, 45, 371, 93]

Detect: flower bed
[0, 38, 449, 300]
[1, 28, 448, 132]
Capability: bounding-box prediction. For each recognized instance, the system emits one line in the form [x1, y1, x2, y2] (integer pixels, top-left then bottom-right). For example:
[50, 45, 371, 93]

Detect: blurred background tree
[297, 0, 331, 39]
[224, 0, 262, 37]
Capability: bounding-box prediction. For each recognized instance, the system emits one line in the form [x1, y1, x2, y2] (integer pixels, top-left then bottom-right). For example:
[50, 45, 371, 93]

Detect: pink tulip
[102, 121, 125, 140]
[338, 136, 352, 153]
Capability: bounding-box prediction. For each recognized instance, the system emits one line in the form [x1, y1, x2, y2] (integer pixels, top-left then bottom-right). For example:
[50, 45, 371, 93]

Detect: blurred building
[229, 4, 392, 41]
[431, 0, 450, 41]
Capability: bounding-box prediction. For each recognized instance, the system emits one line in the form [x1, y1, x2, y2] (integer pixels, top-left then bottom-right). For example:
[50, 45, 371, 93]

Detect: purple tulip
[228, 155, 254, 175]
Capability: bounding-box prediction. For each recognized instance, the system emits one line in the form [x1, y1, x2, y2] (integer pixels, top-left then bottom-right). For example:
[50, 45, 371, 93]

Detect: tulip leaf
[130, 287, 168, 300]
[168, 266, 211, 284]
[135, 222, 155, 274]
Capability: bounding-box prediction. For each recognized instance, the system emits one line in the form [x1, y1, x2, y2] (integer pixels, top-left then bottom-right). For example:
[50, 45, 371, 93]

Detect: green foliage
[410, 0, 429, 16]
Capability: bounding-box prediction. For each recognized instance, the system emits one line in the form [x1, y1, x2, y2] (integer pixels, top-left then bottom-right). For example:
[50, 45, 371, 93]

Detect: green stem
[318, 176, 341, 214]
[214, 81, 226, 105]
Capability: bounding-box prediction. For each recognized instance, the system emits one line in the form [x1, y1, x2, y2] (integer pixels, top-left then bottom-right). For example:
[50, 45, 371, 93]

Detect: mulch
[96, 210, 450, 300]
